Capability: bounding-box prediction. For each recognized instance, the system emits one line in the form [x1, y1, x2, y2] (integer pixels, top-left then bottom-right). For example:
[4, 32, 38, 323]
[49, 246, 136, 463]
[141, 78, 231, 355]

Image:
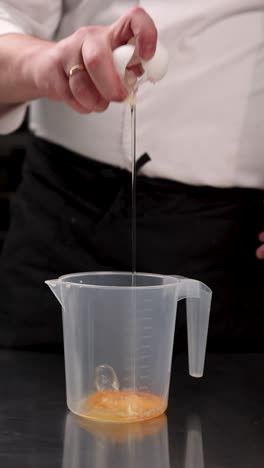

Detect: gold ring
[69, 64, 85, 78]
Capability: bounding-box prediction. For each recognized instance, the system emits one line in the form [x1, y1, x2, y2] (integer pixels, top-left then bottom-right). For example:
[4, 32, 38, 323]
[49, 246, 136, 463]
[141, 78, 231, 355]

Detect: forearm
[0, 33, 53, 104]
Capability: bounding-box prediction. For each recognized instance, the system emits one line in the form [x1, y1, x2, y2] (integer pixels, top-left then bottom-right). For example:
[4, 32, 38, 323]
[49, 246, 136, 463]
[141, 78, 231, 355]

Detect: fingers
[69, 68, 109, 112]
[130, 7, 158, 60]
[37, 56, 89, 114]
[127, 63, 144, 77]
[61, 41, 110, 112]
[258, 232, 264, 242]
[62, 87, 89, 114]
[256, 244, 264, 259]
[256, 232, 264, 259]
[82, 37, 127, 102]
[82, 6, 157, 101]
[110, 7, 157, 60]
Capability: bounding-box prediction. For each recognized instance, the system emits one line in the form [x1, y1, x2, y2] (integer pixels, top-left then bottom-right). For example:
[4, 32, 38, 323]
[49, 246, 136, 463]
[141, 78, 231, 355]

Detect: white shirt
[1, 0, 264, 189]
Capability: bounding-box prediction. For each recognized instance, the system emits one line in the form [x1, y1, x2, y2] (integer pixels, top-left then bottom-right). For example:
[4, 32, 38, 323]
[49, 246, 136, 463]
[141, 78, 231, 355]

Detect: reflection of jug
[62, 413, 170, 468]
[63, 411, 205, 468]
[184, 415, 204, 468]
[46, 272, 211, 422]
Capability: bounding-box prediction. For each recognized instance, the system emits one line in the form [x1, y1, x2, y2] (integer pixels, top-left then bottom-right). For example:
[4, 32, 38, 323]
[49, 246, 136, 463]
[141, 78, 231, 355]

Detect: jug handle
[176, 277, 212, 378]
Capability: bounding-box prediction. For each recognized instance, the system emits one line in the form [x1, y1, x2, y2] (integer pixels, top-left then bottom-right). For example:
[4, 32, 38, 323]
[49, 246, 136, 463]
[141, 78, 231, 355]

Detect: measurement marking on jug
[137, 355, 149, 360]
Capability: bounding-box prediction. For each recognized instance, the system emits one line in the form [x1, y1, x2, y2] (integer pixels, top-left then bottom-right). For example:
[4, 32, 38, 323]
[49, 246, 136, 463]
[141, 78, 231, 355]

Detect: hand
[256, 232, 264, 259]
[32, 7, 157, 114]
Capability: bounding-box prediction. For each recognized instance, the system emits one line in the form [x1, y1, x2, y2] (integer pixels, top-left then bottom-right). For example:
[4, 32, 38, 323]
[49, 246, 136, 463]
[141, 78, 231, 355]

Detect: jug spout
[178, 278, 212, 378]
[45, 279, 63, 306]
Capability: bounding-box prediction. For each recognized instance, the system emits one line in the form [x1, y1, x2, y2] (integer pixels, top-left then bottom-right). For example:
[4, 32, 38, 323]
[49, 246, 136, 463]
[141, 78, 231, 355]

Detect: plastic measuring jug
[46, 272, 211, 423]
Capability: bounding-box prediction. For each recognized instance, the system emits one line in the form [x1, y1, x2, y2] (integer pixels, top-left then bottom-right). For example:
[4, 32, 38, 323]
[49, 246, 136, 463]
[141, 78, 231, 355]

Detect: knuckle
[85, 51, 102, 71]
[76, 25, 105, 42]
[74, 26, 93, 40]
[111, 92, 126, 102]
[76, 26, 89, 36]
[96, 101, 109, 113]
[129, 6, 146, 17]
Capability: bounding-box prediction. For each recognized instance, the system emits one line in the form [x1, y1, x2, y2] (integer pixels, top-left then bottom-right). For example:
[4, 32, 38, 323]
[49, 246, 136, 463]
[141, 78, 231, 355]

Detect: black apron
[0, 135, 263, 352]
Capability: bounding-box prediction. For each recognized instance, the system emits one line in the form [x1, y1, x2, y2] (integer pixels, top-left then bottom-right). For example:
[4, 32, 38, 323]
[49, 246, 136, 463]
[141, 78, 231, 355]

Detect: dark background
[0, 117, 28, 252]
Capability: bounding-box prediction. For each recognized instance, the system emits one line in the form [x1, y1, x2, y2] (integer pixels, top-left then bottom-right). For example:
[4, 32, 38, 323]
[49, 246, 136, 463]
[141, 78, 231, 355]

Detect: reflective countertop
[0, 351, 263, 467]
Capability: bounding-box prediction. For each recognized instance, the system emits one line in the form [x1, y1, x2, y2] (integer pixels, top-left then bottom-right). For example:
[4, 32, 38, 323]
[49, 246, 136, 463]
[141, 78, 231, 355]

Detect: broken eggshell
[113, 41, 168, 90]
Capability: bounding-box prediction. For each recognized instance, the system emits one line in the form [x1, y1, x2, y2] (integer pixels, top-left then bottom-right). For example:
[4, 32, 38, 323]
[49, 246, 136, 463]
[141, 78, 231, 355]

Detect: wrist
[16, 35, 55, 101]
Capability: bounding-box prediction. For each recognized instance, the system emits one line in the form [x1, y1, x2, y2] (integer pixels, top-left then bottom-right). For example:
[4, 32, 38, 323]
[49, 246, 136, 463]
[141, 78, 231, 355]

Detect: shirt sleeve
[0, 0, 63, 134]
